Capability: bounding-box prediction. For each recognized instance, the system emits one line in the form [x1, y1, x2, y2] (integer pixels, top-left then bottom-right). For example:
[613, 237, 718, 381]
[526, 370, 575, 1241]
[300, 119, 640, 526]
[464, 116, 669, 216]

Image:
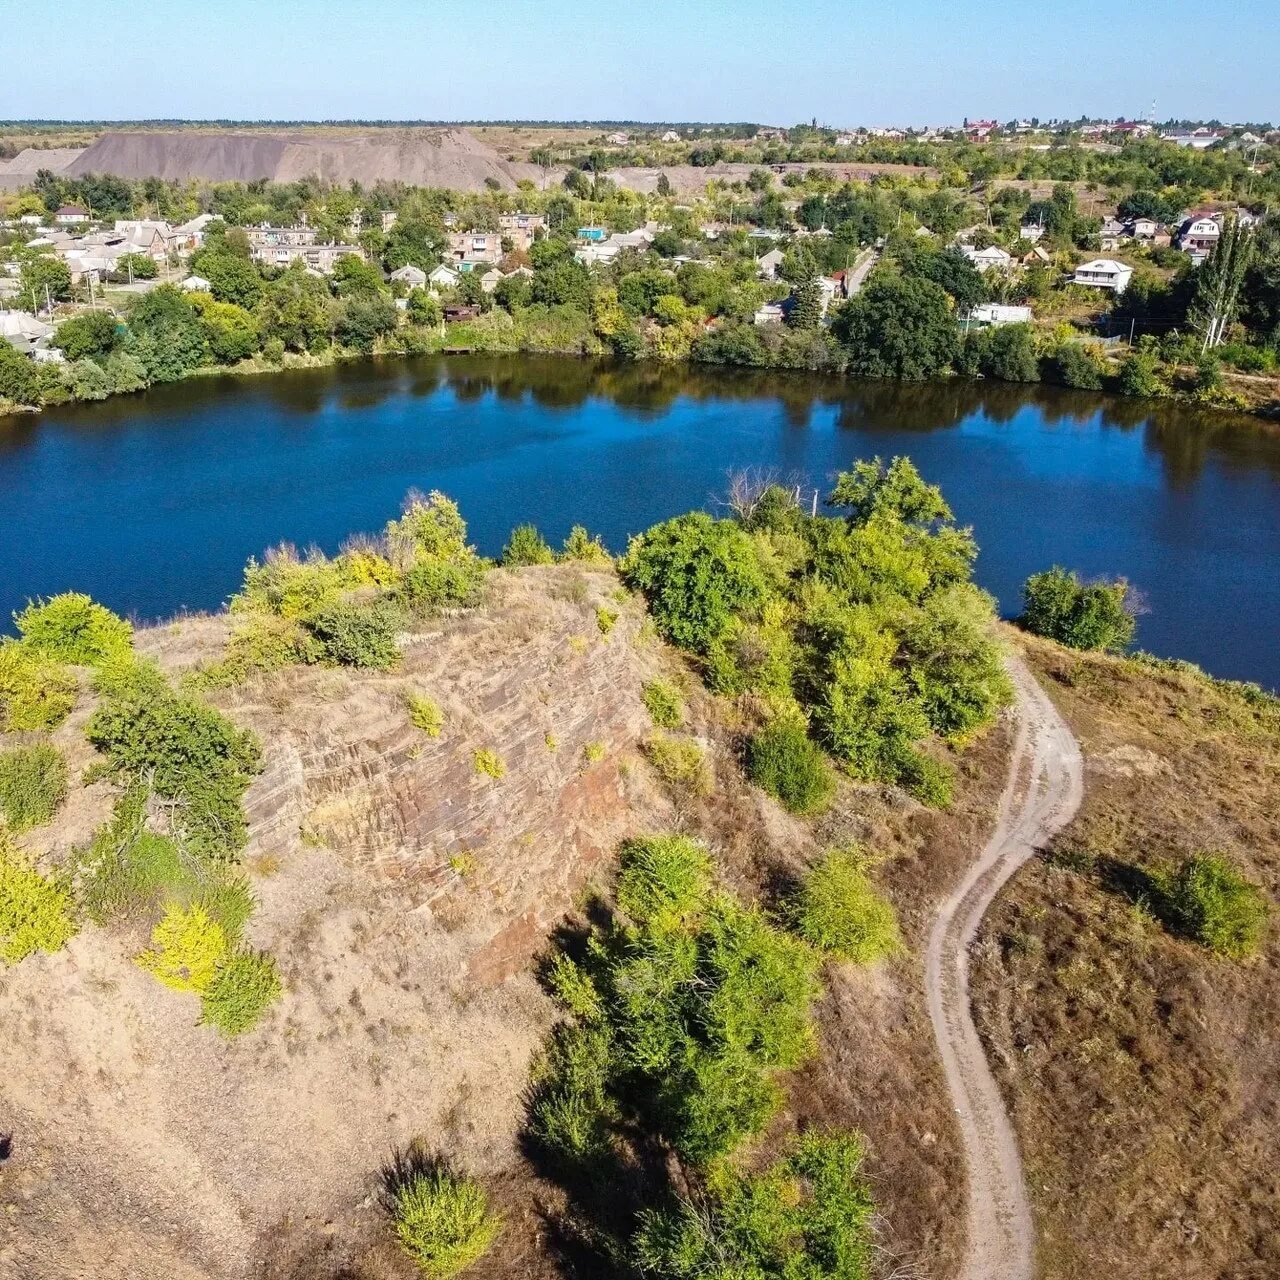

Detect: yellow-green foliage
[135, 902, 227, 992]
[406, 692, 444, 737]
[596, 606, 618, 637]
[560, 525, 612, 565]
[14, 593, 133, 666]
[386, 1154, 502, 1279]
[200, 949, 281, 1036]
[643, 733, 713, 798]
[641, 679, 684, 729]
[0, 834, 77, 964]
[0, 742, 68, 833]
[583, 741, 606, 765]
[792, 846, 902, 964]
[0, 641, 78, 731]
[188, 614, 322, 688]
[473, 748, 506, 779]
[234, 546, 346, 619]
[339, 542, 398, 587]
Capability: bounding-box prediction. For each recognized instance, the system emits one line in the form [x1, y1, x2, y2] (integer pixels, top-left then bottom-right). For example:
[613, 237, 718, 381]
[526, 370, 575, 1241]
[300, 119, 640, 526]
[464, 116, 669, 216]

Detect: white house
[1178, 216, 1221, 254]
[753, 301, 786, 326]
[661, 130, 681, 143]
[390, 264, 428, 288]
[427, 264, 460, 289]
[173, 212, 219, 248]
[1072, 258, 1133, 293]
[1129, 217, 1159, 241]
[479, 268, 505, 294]
[1, 308, 55, 354]
[54, 205, 89, 225]
[180, 274, 210, 292]
[960, 244, 1014, 274]
[968, 303, 1033, 327]
[1018, 223, 1045, 243]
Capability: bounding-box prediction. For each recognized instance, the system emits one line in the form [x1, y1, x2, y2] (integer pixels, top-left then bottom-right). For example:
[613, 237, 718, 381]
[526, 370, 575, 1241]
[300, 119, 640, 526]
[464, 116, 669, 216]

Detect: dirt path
[924, 657, 1083, 1280]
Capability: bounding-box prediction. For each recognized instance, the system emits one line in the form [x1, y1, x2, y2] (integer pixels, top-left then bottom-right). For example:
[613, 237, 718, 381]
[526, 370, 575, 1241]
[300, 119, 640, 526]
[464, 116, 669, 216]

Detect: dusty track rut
[925, 658, 1083, 1280]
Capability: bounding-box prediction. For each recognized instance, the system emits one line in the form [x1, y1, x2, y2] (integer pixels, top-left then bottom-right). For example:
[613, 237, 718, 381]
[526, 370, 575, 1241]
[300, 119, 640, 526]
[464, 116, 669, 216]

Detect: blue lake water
[2, 354, 1278, 689]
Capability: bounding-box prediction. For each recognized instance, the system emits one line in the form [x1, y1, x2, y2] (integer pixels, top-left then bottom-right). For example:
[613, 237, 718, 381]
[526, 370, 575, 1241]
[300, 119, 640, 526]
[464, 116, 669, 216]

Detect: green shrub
[136, 902, 228, 992]
[1157, 853, 1268, 958]
[792, 847, 902, 963]
[473, 748, 506, 779]
[87, 685, 262, 863]
[406, 692, 445, 737]
[196, 874, 255, 945]
[200, 949, 281, 1035]
[746, 720, 834, 816]
[897, 749, 955, 808]
[1022, 566, 1136, 652]
[622, 513, 767, 654]
[386, 492, 487, 615]
[641, 679, 684, 729]
[502, 524, 554, 566]
[14, 593, 133, 666]
[76, 790, 187, 923]
[615, 834, 712, 929]
[526, 1020, 617, 1164]
[0, 742, 68, 833]
[234, 547, 346, 620]
[1051, 342, 1107, 390]
[632, 1131, 874, 1279]
[304, 600, 403, 669]
[385, 1156, 501, 1278]
[399, 556, 486, 615]
[189, 614, 323, 687]
[560, 524, 612, 565]
[0, 834, 78, 964]
[595, 606, 618, 636]
[0, 641, 77, 731]
[643, 732, 713, 799]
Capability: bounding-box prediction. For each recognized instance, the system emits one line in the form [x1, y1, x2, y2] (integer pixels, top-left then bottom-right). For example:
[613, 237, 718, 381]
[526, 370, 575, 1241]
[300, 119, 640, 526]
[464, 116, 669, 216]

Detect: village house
[180, 275, 210, 292]
[1162, 128, 1228, 149]
[245, 224, 318, 252]
[960, 244, 1014, 274]
[1072, 258, 1133, 293]
[389, 264, 428, 288]
[428, 264, 460, 289]
[54, 205, 89, 225]
[497, 212, 545, 252]
[756, 247, 785, 280]
[479, 268, 505, 294]
[660, 130, 681, 143]
[173, 213, 219, 249]
[380, 210, 398, 233]
[1128, 217, 1160, 241]
[967, 303, 1033, 327]
[576, 226, 608, 243]
[1178, 214, 1222, 254]
[753, 300, 786, 326]
[1019, 222, 1045, 242]
[1, 308, 56, 356]
[1022, 244, 1053, 266]
[447, 230, 503, 270]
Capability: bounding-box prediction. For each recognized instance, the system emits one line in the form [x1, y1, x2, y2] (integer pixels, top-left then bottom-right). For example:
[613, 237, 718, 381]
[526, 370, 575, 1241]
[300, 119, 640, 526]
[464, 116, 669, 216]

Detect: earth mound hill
[60, 128, 542, 191]
[1, 561, 1012, 1280]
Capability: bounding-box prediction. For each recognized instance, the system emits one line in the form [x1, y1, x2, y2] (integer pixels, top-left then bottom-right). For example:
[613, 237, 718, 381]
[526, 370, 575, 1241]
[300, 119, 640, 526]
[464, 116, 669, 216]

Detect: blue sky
[5, 0, 1277, 125]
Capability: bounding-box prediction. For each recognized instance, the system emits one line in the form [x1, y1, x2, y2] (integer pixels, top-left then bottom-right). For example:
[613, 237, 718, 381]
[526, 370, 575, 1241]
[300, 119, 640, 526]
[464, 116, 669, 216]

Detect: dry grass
[972, 630, 1280, 1280]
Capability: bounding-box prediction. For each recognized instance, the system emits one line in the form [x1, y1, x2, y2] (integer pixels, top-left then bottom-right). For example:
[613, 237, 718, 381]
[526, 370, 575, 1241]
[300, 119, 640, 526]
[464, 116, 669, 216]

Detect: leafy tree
[1021, 566, 1136, 651]
[332, 254, 386, 299]
[0, 340, 43, 406]
[833, 275, 959, 379]
[54, 311, 119, 360]
[113, 252, 157, 281]
[531, 258, 592, 309]
[192, 251, 264, 308]
[127, 285, 208, 381]
[256, 263, 335, 353]
[981, 322, 1039, 382]
[746, 719, 834, 815]
[406, 288, 443, 326]
[335, 296, 398, 352]
[1050, 342, 1106, 390]
[907, 246, 987, 313]
[1188, 216, 1256, 351]
[190, 295, 260, 363]
[622, 513, 768, 654]
[19, 255, 71, 308]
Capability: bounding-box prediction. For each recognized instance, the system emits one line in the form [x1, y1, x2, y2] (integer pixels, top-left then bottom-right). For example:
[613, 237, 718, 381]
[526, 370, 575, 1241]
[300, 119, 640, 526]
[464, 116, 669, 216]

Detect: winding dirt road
[925, 658, 1084, 1280]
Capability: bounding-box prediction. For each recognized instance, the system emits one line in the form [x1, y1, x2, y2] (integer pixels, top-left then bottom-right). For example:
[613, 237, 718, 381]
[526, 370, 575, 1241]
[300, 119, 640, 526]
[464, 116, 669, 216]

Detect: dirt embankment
[60, 128, 543, 192]
[972, 634, 1280, 1280]
[0, 562, 1027, 1280]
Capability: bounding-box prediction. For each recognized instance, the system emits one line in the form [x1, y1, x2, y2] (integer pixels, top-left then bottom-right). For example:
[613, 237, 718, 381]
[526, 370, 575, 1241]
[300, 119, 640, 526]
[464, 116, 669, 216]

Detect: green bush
[792, 847, 902, 963]
[0, 834, 78, 964]
[502, 524, 554, 566]
[200, 949, 281, 1036]
[304, 600, 403, 669]
[897, 749, 955, 808]
[641, 679, 684, 729]
[473, 748, 506, 779]
[386, 492, 487, 612]
[188, 613, 323, 688]
[1051, 343, 1107, 390]
[15, 593, 133, 666]
[621, 512, 767, 654]
[0, 742, 68, 833]
[1022, 566, 1136, 652]
[398, 557, 486, 615]
[234, 548, 346, 620]
[746, 720, 834, 816]
[632, 1132, 874, 1279]
[530, 836, 821, 1165]
[1157, 853, 1268, 958]
[385, 1156, 501, 1278]
[87, 685, 262, 863]
[0, 641, 78, 732]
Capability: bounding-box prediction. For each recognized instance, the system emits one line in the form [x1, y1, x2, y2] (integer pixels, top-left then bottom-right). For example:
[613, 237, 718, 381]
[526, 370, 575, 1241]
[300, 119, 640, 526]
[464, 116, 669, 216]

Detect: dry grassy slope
[0, 565, 1021, 1280]
[972, 632, 1280, 1280]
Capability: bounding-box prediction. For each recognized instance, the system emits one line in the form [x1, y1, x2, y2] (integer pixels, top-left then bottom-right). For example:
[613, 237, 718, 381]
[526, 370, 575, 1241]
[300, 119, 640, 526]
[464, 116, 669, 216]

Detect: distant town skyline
[4, 0, 1278, 126]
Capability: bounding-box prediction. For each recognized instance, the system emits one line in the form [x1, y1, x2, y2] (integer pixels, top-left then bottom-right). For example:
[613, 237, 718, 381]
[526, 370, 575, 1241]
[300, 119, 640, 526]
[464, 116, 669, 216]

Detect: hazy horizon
[4, 0, 1277, 127]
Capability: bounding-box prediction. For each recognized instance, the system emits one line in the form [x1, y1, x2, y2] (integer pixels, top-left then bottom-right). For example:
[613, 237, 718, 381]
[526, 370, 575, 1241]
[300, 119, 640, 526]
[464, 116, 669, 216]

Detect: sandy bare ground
[924, 659, 1083, 1280]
